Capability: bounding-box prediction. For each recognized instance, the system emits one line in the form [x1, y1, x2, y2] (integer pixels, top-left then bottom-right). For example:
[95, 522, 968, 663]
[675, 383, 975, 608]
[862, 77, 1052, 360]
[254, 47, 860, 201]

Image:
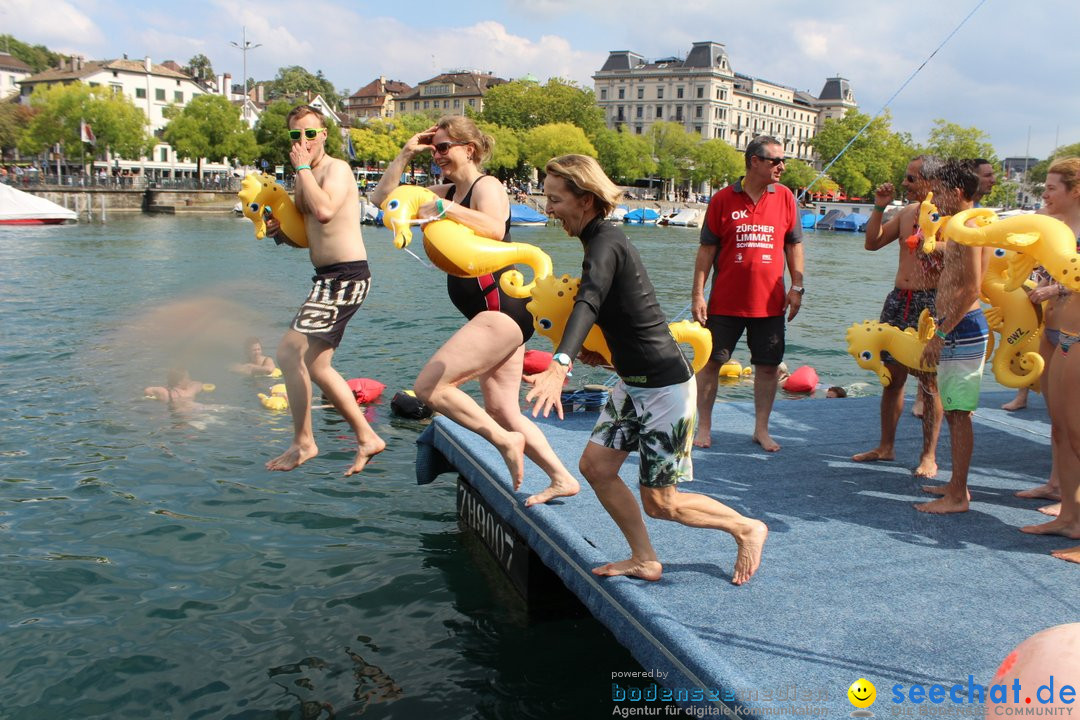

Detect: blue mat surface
[416, 391, 1077, 714]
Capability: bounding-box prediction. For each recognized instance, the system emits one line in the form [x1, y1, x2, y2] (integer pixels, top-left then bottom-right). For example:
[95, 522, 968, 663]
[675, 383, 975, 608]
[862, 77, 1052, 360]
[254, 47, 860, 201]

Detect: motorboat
[623, 207, 660, 224]
[509, 204, 548, 227]
[0, 183, 77, 224]
[664, 208, 700, 227]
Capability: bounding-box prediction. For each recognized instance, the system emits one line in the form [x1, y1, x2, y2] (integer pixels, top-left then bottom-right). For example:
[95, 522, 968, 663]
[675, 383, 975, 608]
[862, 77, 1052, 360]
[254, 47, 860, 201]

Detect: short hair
[827, 385, 848, 398]
[973, 158, 991, 168]
[166, 368, 187, 388]
[286, 104, 324, 127]
[245, 336, 261, 347]
[1047, 157, 1080, 194]
[931, 159, 980, 201]
[544, 154, 622, 218]
[745, 135, 782, 169]
[914, 154, 942, 179]
[436, 115, 494, 168]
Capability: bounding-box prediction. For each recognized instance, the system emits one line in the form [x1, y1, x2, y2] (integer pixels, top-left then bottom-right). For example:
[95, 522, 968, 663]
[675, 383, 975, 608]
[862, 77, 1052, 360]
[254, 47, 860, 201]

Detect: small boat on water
[833, 213, 870, 232]
[800, 209, 818, 229]
[509, 204, 548, 227]
[0, 183, 77, 224]
[664, 208, 701, 227]
[815, 208, 847, 231]
[624, 208, 660, 225]
[608, 205, 629, 222]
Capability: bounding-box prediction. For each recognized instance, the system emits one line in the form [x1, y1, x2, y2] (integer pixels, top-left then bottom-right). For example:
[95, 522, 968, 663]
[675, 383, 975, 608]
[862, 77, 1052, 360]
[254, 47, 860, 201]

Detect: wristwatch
[790, 285, 805, 295]
[552, 352, 572, 367]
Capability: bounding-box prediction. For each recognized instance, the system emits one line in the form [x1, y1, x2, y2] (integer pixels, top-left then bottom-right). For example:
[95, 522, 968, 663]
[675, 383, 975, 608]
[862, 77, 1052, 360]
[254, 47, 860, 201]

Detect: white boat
[608, 205, 629, 222]
[0, 183, 77, 224]
[665, 208, 701, 227]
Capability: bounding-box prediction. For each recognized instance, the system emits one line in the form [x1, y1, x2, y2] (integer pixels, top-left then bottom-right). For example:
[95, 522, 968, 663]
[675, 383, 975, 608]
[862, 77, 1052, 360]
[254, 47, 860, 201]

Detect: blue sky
[4, 0, 1078, 160]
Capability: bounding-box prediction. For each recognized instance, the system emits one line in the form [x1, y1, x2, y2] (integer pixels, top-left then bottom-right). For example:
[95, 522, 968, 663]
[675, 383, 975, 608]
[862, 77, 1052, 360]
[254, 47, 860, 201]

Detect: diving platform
[415, 390, 1076, 715]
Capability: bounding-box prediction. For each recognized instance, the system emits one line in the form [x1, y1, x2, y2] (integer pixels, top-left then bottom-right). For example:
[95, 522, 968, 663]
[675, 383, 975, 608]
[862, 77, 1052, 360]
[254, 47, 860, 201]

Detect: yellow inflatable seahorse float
[258, 383, 289, 411]
[237, 172, 308, 248]
[845, 309, 937, 386]
[910, 192, 950, 255]
[380, 185, 552, 299]
[525, 274, 712, 373]
[981, 247, 1043, 390]
[943, 208, 1080, 292]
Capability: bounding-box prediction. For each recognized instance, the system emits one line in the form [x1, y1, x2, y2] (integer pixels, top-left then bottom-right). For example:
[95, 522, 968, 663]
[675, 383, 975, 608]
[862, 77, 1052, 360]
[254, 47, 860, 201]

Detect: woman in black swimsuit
[370, 116, 578, 506]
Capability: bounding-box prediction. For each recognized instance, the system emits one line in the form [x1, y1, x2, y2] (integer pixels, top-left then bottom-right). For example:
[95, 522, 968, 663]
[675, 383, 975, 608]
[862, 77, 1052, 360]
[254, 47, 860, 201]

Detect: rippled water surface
[0, 215, 983, 718]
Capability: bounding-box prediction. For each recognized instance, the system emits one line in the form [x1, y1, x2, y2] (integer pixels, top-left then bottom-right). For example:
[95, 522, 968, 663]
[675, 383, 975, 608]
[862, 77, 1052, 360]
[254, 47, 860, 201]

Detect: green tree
[162, 94, 256, 184]
[690, 139, 741, 187]
[811, 110, 912, 197]
[521, 123, 595, 174]
[265, 66, 342, 108]
[254, 99, 343, 170]
[648, 122, 696, 185]
[19, 82, 153, 162]
[1025, 141, 1080, 185]
[0, 34, 63, 72]
[480, 78, 604, 135]
[477, 121, 522, 177]
[184, 54, 215, 83]
[779, 158, 838, 196]
[348, 126, 400, 167]
[592, 126, 657, 182]
[923, 119, 997, 162]
[0, 103, 35, 160]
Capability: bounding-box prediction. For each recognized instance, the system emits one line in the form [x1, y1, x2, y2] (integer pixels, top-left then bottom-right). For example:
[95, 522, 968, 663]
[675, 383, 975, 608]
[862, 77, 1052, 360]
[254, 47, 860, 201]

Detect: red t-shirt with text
[700, 180, 801, 317]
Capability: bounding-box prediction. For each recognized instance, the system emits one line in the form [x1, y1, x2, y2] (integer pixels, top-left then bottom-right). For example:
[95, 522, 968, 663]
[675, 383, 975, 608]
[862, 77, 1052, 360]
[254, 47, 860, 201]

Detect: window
[136, 87, 146, 99]
[675, 107, 683, 122]
[453, 99, 460, 108]
[637, 87, 643, 99]
[160, 147, 168, 162]
[696, 87, 703, 98]
[695, 105, 702, 118]
[656, 105, 663, 119]
[413, 101, 419, 110]
[424, 84, 450, 95]
[657, 87, 664, 99]
[676, 87, 684, 99]
[636, 106, 643, 119]
[635, 125, 642, 135]
[468, 99, 475, 106]
[600, 88, 607, 100]
[618, 88, 624, 99]
[89, 81, 99, 87]
[174, 91, 183, 102]
[155, 88, 165, 101]
[695, 126, 702, 134]
[616, 105, 624, 121]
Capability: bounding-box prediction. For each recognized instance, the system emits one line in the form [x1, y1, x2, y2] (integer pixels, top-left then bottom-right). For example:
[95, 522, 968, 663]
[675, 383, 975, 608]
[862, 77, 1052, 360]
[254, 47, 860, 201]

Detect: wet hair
[745, 135, 782, 169]
[436, 115, 494, 168]
[166, 368, 187, 389]
[827, 385, 848, 398]
[914, 154, 942, 180]
[544, 154, 622, 218]
[931, 159, 979, 201]
[973, 158, 991, 168]
[245, 336, 261, 348]
[286, 104, 324, 128]
[1047, 157, 1080, 195]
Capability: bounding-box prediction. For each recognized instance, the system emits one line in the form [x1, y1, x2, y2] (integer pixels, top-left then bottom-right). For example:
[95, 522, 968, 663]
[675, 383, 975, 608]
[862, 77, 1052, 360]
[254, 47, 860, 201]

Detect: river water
[0, 215, 993, 718]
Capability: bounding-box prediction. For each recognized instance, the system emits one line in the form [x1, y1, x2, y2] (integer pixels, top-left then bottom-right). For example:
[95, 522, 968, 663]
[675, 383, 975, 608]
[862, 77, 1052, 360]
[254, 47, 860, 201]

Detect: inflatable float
[391, 389, 434, 420]
[380, 186, 553, 298]
[237, 172, 308, 248]
[782, 365, 818, 393]
[981, 247, 1044, 390]
[944, 208, 1080, 292]
[258, 383, 289, 411]
[845, 309, 937, 385]
[719, 360, 753, 378]
[347, 377, 385, 404]
[524, 273, 712, 374]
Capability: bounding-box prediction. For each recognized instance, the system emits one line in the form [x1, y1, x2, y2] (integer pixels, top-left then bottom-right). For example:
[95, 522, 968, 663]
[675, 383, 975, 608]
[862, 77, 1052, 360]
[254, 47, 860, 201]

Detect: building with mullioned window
[593, 41, 856, 163]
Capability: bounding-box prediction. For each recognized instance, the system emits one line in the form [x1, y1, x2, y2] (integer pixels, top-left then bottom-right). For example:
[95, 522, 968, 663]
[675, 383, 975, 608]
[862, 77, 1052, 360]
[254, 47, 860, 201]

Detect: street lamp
[230, 26, 262, 123]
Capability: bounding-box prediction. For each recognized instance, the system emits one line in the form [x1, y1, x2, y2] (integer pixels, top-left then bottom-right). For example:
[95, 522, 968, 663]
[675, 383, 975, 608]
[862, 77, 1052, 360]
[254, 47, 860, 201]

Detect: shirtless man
[265, 105, 385, 475]
[852, 155, 944, 478]
[231, 337, 278, 376]
[915, 160, 991, 514]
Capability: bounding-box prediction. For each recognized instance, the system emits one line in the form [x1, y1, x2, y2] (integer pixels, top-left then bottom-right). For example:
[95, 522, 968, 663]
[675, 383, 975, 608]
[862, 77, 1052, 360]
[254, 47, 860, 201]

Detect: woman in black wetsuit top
[525, 154, 767, 585]
[370, 116, 578, 506]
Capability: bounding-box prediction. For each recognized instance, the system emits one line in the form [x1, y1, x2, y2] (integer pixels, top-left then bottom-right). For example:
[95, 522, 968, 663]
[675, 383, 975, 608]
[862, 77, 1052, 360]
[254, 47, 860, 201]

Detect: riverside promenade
[415, 390, 1075, 715]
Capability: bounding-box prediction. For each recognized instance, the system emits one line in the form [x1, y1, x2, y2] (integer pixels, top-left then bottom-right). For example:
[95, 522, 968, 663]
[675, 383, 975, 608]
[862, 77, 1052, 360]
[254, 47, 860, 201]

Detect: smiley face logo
[848, 678, 876, 709]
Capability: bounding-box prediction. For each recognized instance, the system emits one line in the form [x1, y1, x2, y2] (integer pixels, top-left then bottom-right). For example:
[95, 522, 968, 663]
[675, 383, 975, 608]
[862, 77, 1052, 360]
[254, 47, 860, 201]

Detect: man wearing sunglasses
[265, 104, 385, 476]
[692, 135, 804, 453]
[852, 155, 944, 480]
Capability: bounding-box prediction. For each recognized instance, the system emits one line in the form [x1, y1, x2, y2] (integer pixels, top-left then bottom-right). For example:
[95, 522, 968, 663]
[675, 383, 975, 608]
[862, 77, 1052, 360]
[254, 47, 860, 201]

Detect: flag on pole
[80, 119, 96, 146]
[345, 130, 357, 161]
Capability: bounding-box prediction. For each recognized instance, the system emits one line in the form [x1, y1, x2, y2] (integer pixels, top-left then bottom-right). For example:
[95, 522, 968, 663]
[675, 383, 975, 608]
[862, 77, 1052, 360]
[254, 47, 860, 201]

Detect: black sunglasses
[432, 141, 468, 155]
[905, 174, 920, 183]
[756, 155, 785, 166]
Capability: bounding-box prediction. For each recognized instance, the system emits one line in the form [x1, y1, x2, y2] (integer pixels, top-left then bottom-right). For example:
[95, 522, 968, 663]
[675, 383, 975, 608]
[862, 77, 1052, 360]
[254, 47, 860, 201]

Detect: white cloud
[0, 0, 105, 49]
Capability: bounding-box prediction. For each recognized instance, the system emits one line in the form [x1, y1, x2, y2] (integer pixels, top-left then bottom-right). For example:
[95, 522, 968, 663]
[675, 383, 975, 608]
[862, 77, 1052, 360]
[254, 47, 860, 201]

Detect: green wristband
[436, 199, 446, 217]
[873, 204, 887, 213]
[295, 164, 311, 171]
[934, 328, 948, 340]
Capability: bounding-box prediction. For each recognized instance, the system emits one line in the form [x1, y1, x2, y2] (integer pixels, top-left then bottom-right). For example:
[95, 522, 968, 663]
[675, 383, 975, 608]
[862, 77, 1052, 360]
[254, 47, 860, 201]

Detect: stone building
[394, 71, 506, 117]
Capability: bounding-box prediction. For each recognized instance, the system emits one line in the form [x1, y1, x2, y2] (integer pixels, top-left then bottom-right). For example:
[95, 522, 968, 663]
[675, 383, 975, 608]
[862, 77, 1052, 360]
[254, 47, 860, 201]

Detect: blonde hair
[544, 154, 622, 218]
[1048, 157, 1080, 195]
[436, 115, 494, 168]
[286, 104, 324, 127]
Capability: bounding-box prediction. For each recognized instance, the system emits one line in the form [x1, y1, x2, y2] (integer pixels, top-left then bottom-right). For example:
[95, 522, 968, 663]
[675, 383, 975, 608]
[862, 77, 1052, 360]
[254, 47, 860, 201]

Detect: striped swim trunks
[938, 308, 989, 412]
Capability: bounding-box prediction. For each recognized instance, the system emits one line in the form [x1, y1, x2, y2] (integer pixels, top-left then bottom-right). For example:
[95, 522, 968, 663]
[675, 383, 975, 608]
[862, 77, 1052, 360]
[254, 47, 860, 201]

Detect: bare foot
[914, 495, 969, 514]
[1015, 483, 1060, 500]
[1038, 502, 1061, 517]
[497, 432, 527, 489]
[731, 520, 768, 585]
[1020, 518, 1080, 537]
[921, 483, 969, 499]
[524, 476, 581, 507]
[344, 436, 387, 476]
[753, 431, 780, 452]
[1050, 545, 1080, 564]
[592, 557, 663, 581]
[266, 441, 318, 471]
[913, 458, 938, 479]
[852, 447, 894, 462]
[693, 426, 711, 448]
[912, 398, 925, 418]
[1001, 398, 1027, 411]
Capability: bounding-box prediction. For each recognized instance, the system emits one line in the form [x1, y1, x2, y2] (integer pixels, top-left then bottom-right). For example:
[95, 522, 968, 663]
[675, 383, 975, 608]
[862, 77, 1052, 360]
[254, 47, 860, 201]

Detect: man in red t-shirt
[691, 135, 804, 452]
